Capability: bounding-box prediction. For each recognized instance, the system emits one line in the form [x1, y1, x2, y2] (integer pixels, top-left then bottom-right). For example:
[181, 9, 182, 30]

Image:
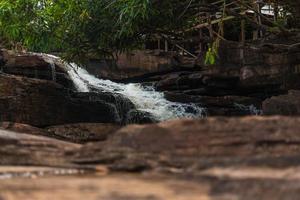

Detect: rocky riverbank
[0, 35, 300, 199]
[85, 37, 300, 116]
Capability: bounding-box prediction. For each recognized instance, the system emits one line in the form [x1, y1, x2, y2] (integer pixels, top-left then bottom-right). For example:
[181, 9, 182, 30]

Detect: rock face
[0, 74, 121, 127]
[263, 90, 300, 115]
[0, 50, 152, 126]
[85, 50, 180, 80]
[128, 40, 300, 116]
[1, 50, 74, 89]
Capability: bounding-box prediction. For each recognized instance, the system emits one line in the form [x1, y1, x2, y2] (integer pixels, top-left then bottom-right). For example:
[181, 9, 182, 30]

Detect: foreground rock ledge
[75, 116, 300, 170]
[2, 116, 300, 199]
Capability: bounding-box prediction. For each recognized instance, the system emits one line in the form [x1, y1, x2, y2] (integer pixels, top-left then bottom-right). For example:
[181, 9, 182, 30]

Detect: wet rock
[125, 110, 157, 124]
[263, 90, 300, 115]
[0, 122, 121, 144]
[164, 92, 260, 107]
[164, 92, 261, 116]
[0, 74, 120, 127]
[74, 91, 135, 124]
[1, 50, 74, 89]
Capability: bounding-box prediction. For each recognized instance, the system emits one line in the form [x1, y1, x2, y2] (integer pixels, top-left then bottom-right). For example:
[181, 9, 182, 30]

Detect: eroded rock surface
[74, 116, 300, 171]
[0, 129, 81, 166]
[0, 74, 120, 127]
[0, 50, 74, 89]
[263, 90, 300, 115]
[2, 117, 300, 199]
[46, 123, 121, 143]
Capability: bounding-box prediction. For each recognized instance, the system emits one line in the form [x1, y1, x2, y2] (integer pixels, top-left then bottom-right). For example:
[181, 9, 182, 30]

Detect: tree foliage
[0, 0, 298, 60]
[0, 0, 199, 60]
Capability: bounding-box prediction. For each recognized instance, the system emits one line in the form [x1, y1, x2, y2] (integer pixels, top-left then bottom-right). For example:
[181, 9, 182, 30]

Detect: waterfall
[68, 66, 205, 121]
[50, 61, 56, 82]
[39, 54, 205, 121]
[234, 103, 263, 115]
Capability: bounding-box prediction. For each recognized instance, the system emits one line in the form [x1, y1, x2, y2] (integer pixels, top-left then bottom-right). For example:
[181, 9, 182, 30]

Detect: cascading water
[41, 54, 205, 121]
[68, 65, 205, 121]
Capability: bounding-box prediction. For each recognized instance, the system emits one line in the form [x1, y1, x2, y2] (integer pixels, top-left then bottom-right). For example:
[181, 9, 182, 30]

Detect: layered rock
[84, 50, 180, 80]
[46, 123, 121, 143]
[2, 117, 300, 199]
[0, 122, 121, 144]
[0, 50, 153, 126]
[74, 116, 300, 171]
[263, 90, 300, 115]
[0, 128, 80, 167]
[0, 74, 121, 127]
[132, 40, 300, 116]
[0, 50, 74, 89]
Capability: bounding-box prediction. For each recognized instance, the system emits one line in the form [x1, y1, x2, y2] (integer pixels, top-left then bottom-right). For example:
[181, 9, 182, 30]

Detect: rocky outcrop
[126, 40, 300, 116]
[0, 50, 153, 126]
[263, 90, 300, 115]
[84, 50, 180, 80]
[74, 91, 136, 124]
[0, 74, 121, 127]
[0, 50, 74, 89]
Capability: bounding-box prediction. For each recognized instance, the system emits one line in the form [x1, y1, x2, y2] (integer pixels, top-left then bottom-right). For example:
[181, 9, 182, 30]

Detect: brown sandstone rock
[263, 90, 300, 115]
[0, 74, 120, 127]
[3, 117, 300, 199]
[74, 116, 300, 171]
[0, 122, 46, 136]
[0, 122, 121, 143]
[46, 123, 121, 143]
[1, 50, 74, 89]
[0, 128, 81, 166]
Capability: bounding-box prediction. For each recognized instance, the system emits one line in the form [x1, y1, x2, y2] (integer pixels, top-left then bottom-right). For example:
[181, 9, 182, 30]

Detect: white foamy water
[68, 66, 205, 121]
[39, 54, 205, 121]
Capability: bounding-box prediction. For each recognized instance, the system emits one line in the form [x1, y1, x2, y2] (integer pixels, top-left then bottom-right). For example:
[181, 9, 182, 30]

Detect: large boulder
[263, 90, 300, 115]
[0, 74, 121, 127]
[1, 50, 74, 89]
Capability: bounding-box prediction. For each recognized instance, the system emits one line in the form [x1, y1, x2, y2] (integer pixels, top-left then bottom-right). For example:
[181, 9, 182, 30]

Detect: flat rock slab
[0, 174, 209, 200]
[2, 116, 300, 199]
[0, 129, 81, 167]
[46, 123, 122, 143]
[2, 171, 300, 200]
[0, 122, 122, 144]
[74, 116, 300, 171]
[0, 166, 87, 179]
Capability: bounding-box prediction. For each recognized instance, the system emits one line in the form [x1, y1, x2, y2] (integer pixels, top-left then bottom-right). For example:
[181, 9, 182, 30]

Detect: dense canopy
[0, 0, 299, 60]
